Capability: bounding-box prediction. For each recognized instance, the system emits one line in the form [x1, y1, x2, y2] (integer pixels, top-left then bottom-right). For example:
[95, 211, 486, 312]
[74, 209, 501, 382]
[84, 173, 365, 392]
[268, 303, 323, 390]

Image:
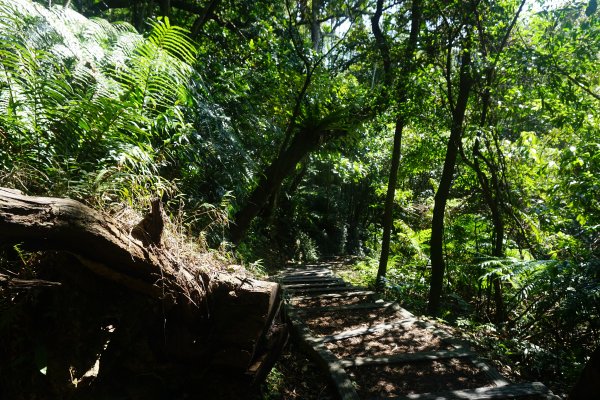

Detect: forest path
[273, 260, 560, 400]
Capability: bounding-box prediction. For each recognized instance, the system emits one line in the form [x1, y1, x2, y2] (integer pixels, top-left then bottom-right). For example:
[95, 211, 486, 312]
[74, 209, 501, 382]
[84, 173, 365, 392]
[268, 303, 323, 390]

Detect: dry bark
[0, 187, 285, 397]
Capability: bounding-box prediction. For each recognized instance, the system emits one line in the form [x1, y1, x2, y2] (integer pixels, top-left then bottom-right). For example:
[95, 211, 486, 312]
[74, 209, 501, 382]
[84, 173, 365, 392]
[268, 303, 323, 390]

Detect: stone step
[285, 285, 360, 294]
[340, 349, 475, 368]
[279, 275, 341, 283]
[282, 280, 347, 289]
[392, 381, 560, 400]
[295, 301, 395, 314]
[290, 290, 376, 300]
[316, 318, 418, 344]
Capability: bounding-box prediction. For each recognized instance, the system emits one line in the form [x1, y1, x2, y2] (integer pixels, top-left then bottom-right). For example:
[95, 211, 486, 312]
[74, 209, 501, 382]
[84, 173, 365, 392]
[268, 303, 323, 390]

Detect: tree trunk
[466, 0, 528, 322]
[377, 117, 404, 288]
[470, 138, 506, 323]
[311, 0, 321, 51]
[230, 126, 343, 245]
[489, 162, 506, 323]
[427, 45, 473, 316]
[0, 188, 286, 394]
[372, 0, 422, 289]
[190, 0, 221, 38]
[491, 217, 506, 322]
[371, 0, 394, 288]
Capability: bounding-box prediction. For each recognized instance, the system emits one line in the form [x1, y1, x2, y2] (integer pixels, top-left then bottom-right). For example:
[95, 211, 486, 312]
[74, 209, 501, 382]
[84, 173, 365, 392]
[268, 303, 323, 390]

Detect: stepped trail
[272, 261, 560, 400]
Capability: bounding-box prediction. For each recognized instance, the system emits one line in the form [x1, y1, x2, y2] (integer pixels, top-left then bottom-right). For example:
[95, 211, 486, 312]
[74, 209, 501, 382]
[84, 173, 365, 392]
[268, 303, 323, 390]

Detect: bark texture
[372, 0, 422, 289]
[230, 125, 347, 245]
[428, 43, 474, 315]
[0, 188, 285, 398]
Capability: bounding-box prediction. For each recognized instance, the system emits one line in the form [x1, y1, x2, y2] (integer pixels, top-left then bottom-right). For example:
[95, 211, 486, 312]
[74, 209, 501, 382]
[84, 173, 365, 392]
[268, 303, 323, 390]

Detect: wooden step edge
[409, 317, 476, 353]
[272, 274, 335, 281]
[284, 285, 360, 294]
[282, 281, 347, 289]
[289, 290, 376, 300]
[317, 318, 418, 344]
[273, 272, 334, 277]
[279, 274, 340, 279]
[284, 263, 332, 268]
[283, 283, 345, 290]
[279, 276, 341, 284]
[386, 313, 510, 388]
[315, 345, 361, 400]
[277, 269, 333, 275]
[339, 349, 475, 368]
[389, 381, 559, 400]
[297, 302, 413, 321]
[468, 356, 510, 387]
[295, 301, 397, 314]
[285, 307, 360, 400]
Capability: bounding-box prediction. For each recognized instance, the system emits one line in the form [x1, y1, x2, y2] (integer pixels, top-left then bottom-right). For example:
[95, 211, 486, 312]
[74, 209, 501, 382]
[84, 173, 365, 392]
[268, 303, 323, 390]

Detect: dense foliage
[1, 0, 598, 395]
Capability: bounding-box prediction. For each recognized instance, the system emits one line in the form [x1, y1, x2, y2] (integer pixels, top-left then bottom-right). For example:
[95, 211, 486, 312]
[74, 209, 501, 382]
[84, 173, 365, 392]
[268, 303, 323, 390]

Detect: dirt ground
[303, 306, 405, 336]
[324, 323, 452, 358]
[290, 293, 373, 308]
[349, 358, 494, 398]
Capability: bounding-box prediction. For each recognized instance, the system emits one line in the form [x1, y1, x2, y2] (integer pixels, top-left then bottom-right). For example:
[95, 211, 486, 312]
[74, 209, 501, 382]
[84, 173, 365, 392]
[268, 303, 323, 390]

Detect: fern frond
[147, 17, 197, 64]
[0, 0, 217, 206]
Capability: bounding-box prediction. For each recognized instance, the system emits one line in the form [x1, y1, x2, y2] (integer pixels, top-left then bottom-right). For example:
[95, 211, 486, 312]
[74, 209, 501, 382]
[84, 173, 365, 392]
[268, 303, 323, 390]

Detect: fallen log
[0, 188, 286, 399]
[0, 187, 198, 298]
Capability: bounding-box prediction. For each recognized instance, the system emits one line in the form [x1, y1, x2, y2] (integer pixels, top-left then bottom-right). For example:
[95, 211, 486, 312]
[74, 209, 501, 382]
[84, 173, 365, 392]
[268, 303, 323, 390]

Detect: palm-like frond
[117, 17, 197, 115]
[0, 0, 202, 204]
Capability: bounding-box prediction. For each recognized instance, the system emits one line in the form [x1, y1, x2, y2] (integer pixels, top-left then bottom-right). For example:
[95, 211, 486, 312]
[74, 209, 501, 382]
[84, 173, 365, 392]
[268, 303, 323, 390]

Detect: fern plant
[0, 0, 202, 208]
